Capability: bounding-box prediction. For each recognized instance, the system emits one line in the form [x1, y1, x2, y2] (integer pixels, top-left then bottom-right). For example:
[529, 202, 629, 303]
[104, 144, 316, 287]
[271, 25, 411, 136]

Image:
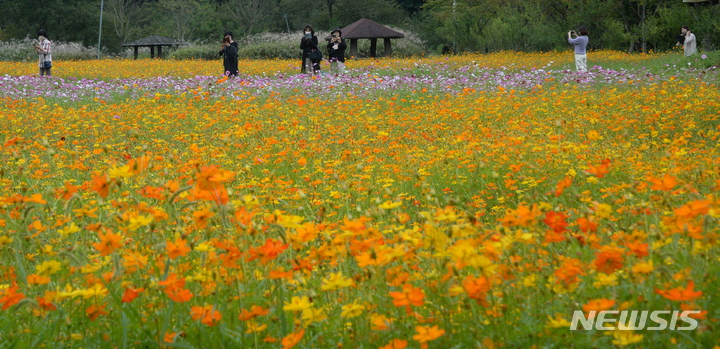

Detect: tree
[159, 0, 201, 42]
[105, 0, 140, 44]
[327, 0, 338, 19]
[226, 0, 270, 35]
[424, 0, 506, 52]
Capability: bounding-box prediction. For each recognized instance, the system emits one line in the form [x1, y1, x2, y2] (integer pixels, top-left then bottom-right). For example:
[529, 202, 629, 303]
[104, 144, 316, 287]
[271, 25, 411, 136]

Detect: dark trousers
[40, 68, 52, 76]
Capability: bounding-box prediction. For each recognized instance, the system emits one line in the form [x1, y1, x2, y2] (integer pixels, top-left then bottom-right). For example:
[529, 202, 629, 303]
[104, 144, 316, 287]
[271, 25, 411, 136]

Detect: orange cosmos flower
[37, 291, 56, 311]
[281, 328, 305, 349]
[413, 325, 445, 349]
[56, 181, 79, 200]
[389, 283, 425, 314]
[121, 287, 144, 303]
[680, 303, 706, 319]
[554, 257, 584, 286]
[380, 339, 408, 349]
[499, 204, 541, 228]
[256, 238, 289, 263]
[91, 173, 110, 198]
[122, 251, 148, 273]
[625, 240, 649, 258]
[167, 288, 193, 303]
[655, 280, 703, 301]
[583, 298, 615, 315]
[86, 303, 108, 321]
[239, 305, 270, 321]
[167, 238, 191, 259]
[554, 176, 572, 197]
[0, 282, 25, 310]
[163, 332, 184, 343]
[193, 208, 214, 230]
[586, 158, 611, 178]
[158, 273, 186, 292]
[594, 245, 624, 274]
[543, 211, 568, 233]
[649, 173, 677, 191]
[462, 275, 491, 306]
[27, 274, 51, 285]
[576, 217, 598, 233]
[191, 305, 222, 326]
[94, 230, 122, 256]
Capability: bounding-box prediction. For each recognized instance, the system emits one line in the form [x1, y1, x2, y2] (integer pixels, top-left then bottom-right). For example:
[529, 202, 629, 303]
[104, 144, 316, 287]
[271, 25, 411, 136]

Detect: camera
[332, 34, 338, 38]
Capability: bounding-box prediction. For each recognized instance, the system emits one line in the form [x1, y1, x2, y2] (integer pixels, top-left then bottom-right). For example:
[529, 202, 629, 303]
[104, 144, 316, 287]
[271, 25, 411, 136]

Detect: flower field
[0, 52, 719, 348]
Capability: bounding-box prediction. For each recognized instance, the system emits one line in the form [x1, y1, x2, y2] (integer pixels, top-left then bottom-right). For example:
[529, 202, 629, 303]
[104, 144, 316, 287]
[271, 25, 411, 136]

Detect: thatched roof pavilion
[324, 18, 405, 58]
[123, 36, 187, 59]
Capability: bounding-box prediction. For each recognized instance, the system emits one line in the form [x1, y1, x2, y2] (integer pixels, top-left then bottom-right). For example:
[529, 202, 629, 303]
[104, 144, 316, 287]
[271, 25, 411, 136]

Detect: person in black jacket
[327, 28, 347, 75]
[219, 31, 239, 77]
[300, 25, 320, 74]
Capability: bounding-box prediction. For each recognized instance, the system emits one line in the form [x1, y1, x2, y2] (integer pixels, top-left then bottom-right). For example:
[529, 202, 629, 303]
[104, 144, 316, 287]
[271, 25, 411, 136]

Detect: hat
[38, 29, 48, 37]
[331, 28, 342, 36]
[224, 31, 233, 39]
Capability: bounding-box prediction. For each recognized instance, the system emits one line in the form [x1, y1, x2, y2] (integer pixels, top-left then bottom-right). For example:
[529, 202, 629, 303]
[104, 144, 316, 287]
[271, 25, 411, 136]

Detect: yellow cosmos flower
[340, 301, 365, 319]
[320, 271, 353, 291]
[58, 222, 81, 238]
[36, 260, 62, 276]
[283, 296, 311, 312]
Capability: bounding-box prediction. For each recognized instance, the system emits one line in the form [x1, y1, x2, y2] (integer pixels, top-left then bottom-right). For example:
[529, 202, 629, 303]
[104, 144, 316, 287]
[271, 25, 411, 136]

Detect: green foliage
[1, 0, 719, 55]
[169, 44, 221, 60]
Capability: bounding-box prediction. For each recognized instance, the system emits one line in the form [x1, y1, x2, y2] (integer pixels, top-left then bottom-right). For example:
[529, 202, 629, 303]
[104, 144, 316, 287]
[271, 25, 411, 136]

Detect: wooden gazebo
[123, 36, 187, 59]
[325, 19, 405, 58]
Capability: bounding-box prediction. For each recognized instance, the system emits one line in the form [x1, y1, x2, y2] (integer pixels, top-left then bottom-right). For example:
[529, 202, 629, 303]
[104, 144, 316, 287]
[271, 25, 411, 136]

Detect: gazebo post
[150, 46, 155, 59]
[370, 38, 377, 58]
[350, 39, 358, 59]
[133, 47, 138, 60]
[158, 45, 162, 59]
[384, 38, 392, 57]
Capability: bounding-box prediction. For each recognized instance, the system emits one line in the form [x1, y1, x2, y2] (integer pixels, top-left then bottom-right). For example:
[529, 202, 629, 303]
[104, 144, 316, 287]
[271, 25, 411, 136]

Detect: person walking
[327, 28, 347, 75]
[680, 26, 697, 57]
[34, 29, 52, 77]
[300, 25, 321, 74]
[219, 31, 239, 77]
[567, 26, 589, 72]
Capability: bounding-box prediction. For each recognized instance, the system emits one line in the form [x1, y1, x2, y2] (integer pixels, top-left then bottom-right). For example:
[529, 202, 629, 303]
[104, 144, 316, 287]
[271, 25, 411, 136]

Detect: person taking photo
[679, 26, 696, 57]
[219, 31, 239, 77]
[567, 26, 589, 73]
[327, 28, 347, 75]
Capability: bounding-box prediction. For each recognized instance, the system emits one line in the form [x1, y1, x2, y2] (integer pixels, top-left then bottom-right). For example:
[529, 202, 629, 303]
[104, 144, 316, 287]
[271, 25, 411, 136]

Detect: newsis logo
[570, 310, 701, 331]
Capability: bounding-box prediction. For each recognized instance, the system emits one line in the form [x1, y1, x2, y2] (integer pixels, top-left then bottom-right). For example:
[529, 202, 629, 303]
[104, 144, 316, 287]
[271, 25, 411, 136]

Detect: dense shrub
[0, 29, 429, 62]
[172, 29, 427, 60]
[0, 37, 105, 62]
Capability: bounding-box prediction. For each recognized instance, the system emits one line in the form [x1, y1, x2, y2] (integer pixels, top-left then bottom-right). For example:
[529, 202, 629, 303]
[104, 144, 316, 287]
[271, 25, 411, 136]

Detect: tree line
[0, 0, 718, 54]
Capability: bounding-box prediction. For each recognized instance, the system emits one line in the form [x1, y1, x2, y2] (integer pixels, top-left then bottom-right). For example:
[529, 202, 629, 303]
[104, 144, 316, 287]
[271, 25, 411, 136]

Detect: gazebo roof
[325, 19, 405, 40]
[123, 35, 186, 47]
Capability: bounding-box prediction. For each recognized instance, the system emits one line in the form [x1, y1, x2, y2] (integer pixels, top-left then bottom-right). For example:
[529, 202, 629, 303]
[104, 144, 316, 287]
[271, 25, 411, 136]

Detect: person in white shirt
[680, 26, 696, 57]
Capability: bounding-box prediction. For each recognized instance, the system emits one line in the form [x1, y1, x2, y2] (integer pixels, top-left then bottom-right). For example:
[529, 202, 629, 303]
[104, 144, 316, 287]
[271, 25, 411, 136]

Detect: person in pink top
[34, 29, 52, 77]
